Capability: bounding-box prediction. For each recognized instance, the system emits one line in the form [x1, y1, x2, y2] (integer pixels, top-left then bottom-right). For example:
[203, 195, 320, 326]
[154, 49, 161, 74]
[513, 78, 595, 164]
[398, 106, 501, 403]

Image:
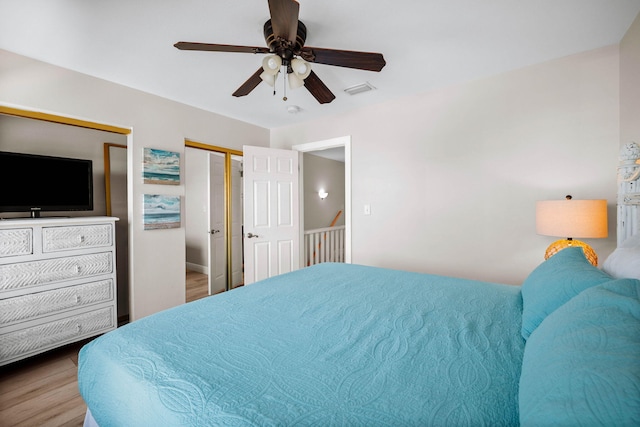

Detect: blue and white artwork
[143, 194, 181, 230]
[143, 148, 180, 185]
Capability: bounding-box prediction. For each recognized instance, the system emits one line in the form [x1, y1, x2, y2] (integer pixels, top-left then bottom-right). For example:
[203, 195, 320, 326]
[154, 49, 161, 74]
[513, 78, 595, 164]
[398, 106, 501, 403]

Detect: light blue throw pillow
[520, 247, 612, 339]
[519, 278, 640, 426]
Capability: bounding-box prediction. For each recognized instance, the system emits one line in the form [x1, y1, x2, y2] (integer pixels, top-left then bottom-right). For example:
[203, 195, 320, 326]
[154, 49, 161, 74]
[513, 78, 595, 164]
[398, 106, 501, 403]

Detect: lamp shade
[288, 72, 305, 89]
[262, 55, 281, 75]
[291, 58, 311, 79]
[260, 71, 277, 87]
[536, 199, 607, 238]
[288, 58, 311, 90]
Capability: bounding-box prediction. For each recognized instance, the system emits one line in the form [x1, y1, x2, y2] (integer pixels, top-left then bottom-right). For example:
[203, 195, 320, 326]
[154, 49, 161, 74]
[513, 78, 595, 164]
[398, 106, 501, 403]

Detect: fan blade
[304, 71, 335, 104]
[300, 47, 386, 72]
[268, 0, 299, 43]
[174, 42, 270, 54]
[232, 68, 264, 97]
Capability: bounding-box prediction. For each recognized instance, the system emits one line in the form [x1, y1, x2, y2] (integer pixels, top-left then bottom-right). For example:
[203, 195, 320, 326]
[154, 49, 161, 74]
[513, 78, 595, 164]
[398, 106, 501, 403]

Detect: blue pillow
[519, 278, 640, 426]
[521, 247, 612, 339]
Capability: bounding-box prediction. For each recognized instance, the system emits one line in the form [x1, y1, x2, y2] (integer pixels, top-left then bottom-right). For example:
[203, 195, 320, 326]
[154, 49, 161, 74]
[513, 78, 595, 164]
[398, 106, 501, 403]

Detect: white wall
[303, 153, 345, 230]
[272, 45, 622, 285]
[621, 13, 640, 145]
[0, 49, 269, 320]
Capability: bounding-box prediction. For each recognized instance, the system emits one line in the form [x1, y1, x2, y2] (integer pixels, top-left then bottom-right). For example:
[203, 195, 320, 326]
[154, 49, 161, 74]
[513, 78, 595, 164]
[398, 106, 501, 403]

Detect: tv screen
[0, 151, 93, 217]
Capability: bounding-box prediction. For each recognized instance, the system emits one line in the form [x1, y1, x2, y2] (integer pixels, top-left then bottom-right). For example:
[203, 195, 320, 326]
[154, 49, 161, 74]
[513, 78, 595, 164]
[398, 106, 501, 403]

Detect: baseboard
[186, 262, 207, 274]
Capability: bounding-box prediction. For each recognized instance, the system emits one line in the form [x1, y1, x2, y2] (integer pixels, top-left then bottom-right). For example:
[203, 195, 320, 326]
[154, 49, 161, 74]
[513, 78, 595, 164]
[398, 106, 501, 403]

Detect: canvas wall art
[143, 148, 180, 185]
[143, 194, 181, 230]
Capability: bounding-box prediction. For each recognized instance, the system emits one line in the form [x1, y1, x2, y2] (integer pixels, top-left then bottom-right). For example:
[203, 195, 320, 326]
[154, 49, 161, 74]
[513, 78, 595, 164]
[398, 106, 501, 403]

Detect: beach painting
[143, 148, 180, 185]
[143, 194, 181, 230]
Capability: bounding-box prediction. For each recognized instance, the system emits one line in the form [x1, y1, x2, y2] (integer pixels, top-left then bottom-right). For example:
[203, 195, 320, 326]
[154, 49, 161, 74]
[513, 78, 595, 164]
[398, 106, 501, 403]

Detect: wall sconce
[536, 195, 608, 266]
[318, 189, 328, 200]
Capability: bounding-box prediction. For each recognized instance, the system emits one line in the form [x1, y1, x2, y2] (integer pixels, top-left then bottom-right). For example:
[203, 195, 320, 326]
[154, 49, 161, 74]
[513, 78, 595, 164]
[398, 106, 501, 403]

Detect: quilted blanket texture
[78, 263, 525, 426]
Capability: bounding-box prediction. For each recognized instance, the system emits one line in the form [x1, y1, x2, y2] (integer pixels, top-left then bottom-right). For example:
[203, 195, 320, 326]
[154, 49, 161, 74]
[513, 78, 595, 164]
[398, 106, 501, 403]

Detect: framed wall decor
[143, 148, 180, 185]
[143, 194, 181, 230]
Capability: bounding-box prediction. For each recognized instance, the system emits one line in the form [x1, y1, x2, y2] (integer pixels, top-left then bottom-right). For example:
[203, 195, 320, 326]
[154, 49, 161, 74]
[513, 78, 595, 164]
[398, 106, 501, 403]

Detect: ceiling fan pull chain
[283, 68, 288, 101]
[273, 69, 277, 96]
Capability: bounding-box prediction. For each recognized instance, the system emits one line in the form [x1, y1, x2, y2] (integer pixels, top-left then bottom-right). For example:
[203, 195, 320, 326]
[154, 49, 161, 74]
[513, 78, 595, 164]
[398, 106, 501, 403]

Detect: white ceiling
[1, 0, 639, 130]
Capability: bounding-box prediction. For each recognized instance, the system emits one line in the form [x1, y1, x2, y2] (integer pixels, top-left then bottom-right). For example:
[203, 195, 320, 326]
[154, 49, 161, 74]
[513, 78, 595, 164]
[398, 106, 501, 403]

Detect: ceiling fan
[174, 0, 386, 104]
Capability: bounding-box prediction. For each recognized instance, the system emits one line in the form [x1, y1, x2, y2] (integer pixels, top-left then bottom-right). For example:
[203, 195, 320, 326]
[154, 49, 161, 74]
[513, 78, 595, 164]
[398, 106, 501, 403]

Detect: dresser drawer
[0, 307, 115, 363]
[42, 224, 113, 253]
[0, 279, 114, 326]
[0, 228, 33, 258]
[0, 252, 113, 294]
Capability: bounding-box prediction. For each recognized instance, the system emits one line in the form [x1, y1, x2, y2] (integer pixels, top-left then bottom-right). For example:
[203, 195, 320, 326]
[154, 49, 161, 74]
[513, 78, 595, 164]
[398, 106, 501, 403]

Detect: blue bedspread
[78, 263, 525, 426]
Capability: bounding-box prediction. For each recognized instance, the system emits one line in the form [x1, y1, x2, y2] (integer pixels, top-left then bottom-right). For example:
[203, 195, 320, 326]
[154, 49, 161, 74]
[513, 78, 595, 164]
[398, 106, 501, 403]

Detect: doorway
[184, 136, 350, 295]
[294, 136, 352, 264]
[241, 138, 351, 283]
[185, 142, 243, 299]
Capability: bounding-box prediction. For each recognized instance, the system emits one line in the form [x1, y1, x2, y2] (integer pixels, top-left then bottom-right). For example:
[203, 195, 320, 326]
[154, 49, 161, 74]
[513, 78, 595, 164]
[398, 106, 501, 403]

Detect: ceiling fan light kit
[174, 0, 386, 105]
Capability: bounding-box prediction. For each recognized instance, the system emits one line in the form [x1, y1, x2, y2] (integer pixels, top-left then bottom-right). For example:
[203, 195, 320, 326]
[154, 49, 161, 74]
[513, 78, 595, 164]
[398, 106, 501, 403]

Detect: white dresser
[0, 216, 118, 366]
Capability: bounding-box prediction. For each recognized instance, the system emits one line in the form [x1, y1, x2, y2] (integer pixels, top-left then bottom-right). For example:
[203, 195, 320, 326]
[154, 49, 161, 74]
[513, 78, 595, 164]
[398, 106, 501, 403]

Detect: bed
[78, 144, 640, 426]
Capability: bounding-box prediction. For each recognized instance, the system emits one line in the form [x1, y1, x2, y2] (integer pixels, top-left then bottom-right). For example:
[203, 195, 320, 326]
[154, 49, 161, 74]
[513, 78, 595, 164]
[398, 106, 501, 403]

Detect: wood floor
[0, 270, 209, 427]
[186, 269, 209, 301]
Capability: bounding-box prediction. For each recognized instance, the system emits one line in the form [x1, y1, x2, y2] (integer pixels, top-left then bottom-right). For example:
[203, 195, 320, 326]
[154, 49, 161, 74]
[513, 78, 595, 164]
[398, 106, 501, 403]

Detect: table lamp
[536, 195, 608, 266]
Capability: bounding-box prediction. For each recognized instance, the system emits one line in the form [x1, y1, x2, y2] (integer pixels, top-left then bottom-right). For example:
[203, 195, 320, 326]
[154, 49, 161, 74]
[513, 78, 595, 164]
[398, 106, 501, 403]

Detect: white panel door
[243, 145, 299, 285]
[208, 153, 226, 294]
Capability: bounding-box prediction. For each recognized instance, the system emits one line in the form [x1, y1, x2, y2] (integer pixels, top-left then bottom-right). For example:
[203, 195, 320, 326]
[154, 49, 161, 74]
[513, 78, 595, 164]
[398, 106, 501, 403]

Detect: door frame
[292, 135, 352, 266]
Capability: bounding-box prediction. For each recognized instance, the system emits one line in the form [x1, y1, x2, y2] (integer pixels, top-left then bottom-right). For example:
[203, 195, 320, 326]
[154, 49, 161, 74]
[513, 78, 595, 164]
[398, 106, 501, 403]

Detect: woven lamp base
[544, 239, 598, 266]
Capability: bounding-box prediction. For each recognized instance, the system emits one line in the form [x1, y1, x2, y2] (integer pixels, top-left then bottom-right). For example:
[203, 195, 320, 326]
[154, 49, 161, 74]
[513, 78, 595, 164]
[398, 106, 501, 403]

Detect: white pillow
[602, 234, 640, 280]
[620, 233, 640, 249]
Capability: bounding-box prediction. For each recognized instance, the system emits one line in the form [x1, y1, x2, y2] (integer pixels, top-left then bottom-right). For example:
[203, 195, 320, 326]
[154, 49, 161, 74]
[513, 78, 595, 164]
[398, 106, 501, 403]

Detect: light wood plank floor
[186, 269, 209, 301]
[0, 270, 208, 427]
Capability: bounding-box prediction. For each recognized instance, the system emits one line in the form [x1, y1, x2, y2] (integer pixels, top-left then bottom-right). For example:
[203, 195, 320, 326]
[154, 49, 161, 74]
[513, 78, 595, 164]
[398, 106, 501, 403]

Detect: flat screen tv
[0, 151, 93, 218]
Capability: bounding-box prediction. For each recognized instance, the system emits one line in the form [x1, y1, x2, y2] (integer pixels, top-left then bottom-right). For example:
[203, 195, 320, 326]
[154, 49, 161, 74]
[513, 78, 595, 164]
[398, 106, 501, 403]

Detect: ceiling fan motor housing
[264, 19, 307, 63]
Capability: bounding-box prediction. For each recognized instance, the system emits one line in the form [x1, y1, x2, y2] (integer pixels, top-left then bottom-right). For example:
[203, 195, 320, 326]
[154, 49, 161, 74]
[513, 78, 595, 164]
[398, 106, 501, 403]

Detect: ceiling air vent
[344, 82, 376, 96]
